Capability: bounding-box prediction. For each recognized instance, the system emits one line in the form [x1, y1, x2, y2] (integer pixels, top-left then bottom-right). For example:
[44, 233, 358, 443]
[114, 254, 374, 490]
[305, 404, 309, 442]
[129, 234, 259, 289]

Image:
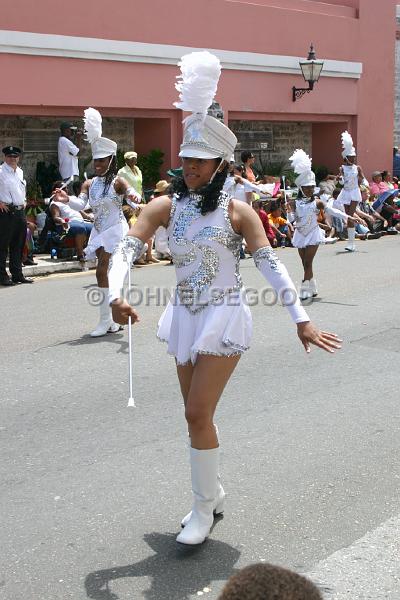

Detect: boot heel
[213, 495, 225, 516]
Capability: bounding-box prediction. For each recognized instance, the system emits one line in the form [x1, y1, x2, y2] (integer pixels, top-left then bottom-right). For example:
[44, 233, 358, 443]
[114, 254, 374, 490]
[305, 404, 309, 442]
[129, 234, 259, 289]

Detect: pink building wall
[0, 0, 397, 177]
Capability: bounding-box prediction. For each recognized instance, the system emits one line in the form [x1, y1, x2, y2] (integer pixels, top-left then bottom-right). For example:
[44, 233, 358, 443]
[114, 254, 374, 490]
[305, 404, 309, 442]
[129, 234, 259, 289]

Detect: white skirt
[157, 296, 252, 365]
[292, 226, 325, 248]
[337, 187, 361, 206]
[84, 220, 128, 260]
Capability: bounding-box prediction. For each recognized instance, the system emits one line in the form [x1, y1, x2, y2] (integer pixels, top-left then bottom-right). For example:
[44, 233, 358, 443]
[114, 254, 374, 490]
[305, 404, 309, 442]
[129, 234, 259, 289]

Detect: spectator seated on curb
[252, 200, 277, 247]
[217, 563, 322, 600]
[372, 189, 400, 233]
[317, 167, 338, 197]
[240, 150, 257, 183]
[369, 171, 389, 197]
[258, 175, 281, 198]
[382, 170, 397, 190]
[356, 185, 384, 237]
[152, 180, 172, 261]
[268, 201, 293, 246]
[49, 182, 93, 263]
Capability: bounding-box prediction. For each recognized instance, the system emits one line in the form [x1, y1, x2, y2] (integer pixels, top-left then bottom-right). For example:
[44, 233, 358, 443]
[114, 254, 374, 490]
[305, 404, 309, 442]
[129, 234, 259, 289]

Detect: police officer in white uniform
[0, 146, 33, 285]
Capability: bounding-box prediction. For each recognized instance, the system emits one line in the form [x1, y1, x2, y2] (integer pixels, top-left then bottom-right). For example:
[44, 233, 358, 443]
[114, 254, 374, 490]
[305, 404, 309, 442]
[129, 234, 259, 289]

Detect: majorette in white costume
[108, 52, 342, 546]
[336, 131, 365, 252]
[74, 107, 141, 337]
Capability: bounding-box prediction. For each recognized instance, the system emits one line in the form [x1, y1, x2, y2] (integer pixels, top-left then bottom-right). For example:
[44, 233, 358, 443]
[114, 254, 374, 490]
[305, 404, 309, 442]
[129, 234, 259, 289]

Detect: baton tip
[127, 397, 136, 407]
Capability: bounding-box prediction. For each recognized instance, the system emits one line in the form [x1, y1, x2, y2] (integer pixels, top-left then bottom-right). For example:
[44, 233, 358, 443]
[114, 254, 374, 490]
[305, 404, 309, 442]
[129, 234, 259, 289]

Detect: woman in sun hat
[118, 151, 143, 199]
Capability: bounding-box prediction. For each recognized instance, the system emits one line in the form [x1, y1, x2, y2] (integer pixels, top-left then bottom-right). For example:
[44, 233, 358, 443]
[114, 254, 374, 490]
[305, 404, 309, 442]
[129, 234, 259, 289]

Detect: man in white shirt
[0, 146, 33, 285]
[58, 121, 82, 182]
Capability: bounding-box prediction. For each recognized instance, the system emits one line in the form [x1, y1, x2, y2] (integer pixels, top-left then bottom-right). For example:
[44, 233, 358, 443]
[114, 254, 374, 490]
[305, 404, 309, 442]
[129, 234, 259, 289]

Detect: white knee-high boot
[181, 426, 225, 527]
[345, 227, 356, 252]
[90, 287, 120, 337]
[176, 447, 219, 545]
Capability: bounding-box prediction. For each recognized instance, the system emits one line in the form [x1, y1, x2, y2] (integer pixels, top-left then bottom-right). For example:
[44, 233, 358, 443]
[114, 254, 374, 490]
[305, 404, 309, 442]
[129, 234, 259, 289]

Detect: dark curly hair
[101, 156, 118, 197]
[218, 563, 322, 600]
[169, 162, 229, 215]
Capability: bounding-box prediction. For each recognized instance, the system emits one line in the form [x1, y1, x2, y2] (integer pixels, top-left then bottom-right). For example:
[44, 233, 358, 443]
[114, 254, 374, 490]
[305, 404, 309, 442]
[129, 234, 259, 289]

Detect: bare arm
[50, 203, 67, 228]
[125, 195, 172, 242]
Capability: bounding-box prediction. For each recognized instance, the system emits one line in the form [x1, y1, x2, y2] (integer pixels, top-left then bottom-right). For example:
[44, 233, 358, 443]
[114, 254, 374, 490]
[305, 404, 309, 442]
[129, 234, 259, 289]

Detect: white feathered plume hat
[174, 51, 237, 161]
[289, 149, 316, 188]
[341, 130, 356, 159]
[83, 108, 117, 159]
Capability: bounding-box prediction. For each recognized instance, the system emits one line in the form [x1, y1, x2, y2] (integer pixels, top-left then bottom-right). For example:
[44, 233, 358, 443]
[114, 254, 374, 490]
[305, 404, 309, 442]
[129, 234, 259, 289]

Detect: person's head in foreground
[218, 563, 322, 600]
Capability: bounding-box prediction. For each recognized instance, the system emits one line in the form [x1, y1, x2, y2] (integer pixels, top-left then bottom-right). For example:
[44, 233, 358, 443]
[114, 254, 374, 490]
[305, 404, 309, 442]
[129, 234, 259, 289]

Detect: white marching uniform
[291, 198, 325, 248]
[84, 177, 128, 260]
[157, 192, 252, 365]
[337, 164, 361, 206]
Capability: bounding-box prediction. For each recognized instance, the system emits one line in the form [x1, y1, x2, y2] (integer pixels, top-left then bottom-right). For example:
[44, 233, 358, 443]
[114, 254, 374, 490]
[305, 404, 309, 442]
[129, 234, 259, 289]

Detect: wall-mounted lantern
[292, 44, 324, 102]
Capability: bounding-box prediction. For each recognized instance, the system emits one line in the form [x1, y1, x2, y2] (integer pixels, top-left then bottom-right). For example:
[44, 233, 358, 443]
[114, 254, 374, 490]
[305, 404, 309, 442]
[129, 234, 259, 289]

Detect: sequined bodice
[89, 177, 124, 232]
[295, 198, 319, 235]
[343, 164, 359, 191]
[167, 192, 243, 313]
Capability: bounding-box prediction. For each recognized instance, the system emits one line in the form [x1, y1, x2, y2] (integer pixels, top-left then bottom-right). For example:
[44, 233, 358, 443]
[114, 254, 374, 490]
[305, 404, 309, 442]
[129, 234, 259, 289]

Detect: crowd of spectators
[6, 136, 400, 274]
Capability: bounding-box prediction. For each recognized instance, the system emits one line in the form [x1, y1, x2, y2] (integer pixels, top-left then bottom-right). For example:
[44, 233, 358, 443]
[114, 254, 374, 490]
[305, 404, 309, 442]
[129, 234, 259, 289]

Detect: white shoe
[176, 448, 219, 545]
[344, 244, 356, 252]
[181, 477, 225, 527]
[90, 287, 113, 337]
[324, 237, 338, 244]
[309, 278, 318, 298]
[299, 280, 312, 300]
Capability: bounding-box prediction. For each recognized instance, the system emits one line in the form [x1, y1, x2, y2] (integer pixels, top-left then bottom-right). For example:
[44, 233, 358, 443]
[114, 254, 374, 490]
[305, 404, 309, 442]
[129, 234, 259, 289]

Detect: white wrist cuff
[253, 246, 309, 324]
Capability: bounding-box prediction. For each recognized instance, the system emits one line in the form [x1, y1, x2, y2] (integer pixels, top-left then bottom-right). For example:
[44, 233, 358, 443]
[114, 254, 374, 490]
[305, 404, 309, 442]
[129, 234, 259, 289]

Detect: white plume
[83, 107, 102, 143]
[341, 130, 355, 156]
[174, 51, 221, 119]
[289, 149, 312, 174]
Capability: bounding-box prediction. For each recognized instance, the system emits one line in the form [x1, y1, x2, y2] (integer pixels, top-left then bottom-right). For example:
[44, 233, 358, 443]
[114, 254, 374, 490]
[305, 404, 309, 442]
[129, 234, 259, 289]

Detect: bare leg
[302, 245, 319, 282]
[95, 247, 110, 287]
[182, 355, 240, 449]
[75, 234, 86, 258]
[176, 354, 240, 544]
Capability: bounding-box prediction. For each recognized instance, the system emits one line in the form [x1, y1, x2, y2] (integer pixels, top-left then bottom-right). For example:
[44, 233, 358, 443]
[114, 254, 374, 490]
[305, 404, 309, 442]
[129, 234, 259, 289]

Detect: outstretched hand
[111, 299, 140, 326]
[297, 321, 342, 354]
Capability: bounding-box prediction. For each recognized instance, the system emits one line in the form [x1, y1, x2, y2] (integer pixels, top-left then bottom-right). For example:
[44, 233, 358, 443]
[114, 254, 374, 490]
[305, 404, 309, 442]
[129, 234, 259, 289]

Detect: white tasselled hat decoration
[174, 51, 237, 161]
[83, 107, 117, 159]
[341, 130, 356, 159]
[290, 149, 316, 188]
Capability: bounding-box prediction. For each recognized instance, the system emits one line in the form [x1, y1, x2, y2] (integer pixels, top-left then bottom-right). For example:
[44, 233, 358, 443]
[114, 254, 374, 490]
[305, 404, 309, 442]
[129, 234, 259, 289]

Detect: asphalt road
[1, 237, 399, 600]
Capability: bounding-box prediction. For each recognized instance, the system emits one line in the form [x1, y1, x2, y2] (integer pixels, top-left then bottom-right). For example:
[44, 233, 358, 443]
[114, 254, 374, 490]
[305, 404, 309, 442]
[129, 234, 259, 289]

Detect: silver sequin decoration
[170, 192, 244, 313]
[253, 246, 280, 271]
[89, 177, 124, 232]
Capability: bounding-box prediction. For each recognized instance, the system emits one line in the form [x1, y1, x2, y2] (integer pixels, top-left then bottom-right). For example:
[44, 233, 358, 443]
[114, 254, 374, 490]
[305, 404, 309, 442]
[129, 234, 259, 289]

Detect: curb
[22, 258, 83, 277]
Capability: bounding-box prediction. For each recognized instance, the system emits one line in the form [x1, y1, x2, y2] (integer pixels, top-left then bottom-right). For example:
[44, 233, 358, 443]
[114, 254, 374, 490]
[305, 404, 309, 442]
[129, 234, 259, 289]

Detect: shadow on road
[35, 333, 129, 355]
[84, 531, 241, 600]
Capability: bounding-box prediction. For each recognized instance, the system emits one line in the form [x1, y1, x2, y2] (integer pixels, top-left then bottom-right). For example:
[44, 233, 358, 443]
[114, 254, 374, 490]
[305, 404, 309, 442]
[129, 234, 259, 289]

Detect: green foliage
[36, 161, 60, 198]
[137, 149, 164, 189]
[26, 180, 43, 200]
[79, 156, 93, 178]
[116, 149, 126, 171]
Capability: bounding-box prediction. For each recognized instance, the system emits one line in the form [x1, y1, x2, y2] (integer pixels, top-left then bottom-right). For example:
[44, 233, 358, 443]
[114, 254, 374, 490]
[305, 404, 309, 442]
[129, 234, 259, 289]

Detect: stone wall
[229, 120, 312, 173]
[0, 115, 134, 186]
